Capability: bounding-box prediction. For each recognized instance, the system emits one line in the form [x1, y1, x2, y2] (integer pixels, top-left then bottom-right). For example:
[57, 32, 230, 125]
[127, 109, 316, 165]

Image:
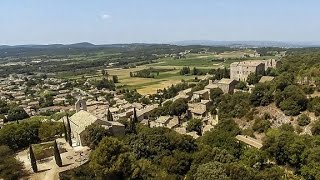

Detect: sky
[1, 0, 320, 45]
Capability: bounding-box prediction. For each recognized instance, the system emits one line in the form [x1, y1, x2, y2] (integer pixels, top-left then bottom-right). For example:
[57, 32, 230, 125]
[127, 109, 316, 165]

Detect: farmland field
[106, 66, 204, 94]
[59, 51, 277, 95]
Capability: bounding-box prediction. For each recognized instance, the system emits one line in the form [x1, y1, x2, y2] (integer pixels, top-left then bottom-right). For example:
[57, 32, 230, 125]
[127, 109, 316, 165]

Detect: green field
[155, 54, 222, 67]
[58, 51, 278, 95]
[153, 52, 277, 68]
[107, 66, 203, 94]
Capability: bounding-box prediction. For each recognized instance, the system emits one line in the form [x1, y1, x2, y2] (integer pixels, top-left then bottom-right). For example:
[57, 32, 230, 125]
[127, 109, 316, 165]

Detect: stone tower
[75, 98, 87, 112]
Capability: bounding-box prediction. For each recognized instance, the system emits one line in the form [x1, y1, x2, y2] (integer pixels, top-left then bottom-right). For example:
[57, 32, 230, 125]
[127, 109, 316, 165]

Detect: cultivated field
[60, 51, 277, 95]
[107, 66, 204, 95]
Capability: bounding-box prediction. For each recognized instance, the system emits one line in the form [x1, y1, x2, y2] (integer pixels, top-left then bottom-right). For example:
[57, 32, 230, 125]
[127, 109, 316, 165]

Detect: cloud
[101, 14, 111, 20]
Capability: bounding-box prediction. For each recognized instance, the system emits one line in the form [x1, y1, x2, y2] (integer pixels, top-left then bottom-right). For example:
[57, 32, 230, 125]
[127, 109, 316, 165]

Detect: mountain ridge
[1, 41, 320, 49]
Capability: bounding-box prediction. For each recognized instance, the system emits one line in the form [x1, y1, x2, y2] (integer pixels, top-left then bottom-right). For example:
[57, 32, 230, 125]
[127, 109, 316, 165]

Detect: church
[66, 99, 125, 147]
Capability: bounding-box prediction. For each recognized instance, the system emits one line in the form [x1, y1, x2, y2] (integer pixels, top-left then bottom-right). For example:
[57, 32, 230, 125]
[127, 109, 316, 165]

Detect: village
[1, 51, 319, 179]
[2, 1, 320, 179]
[0, 57, 281, 142]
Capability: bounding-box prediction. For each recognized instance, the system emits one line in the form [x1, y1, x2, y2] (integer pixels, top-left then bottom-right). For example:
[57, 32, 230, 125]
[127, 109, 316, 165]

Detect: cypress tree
[147, 120, 150, 128]
[63, 120, 68, 142]
[29, 145, 38, 173]
[129, 116, 136, 134]
[107, 108, 113, 121]
[53, 140, 62, 167]
[66, 114, 72, 147]
[133, 107, 138, 123]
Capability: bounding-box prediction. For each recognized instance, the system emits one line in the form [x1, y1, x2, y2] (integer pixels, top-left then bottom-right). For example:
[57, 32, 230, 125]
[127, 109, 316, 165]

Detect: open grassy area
[154, 53, 277, 68]
[155, 53, 221, 67]
[106, 66, 203, 94]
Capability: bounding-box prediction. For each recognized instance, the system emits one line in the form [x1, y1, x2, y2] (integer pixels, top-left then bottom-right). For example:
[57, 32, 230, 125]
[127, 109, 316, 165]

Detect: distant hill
[2, 41, 320, 49]
[173, 40, 320, 48]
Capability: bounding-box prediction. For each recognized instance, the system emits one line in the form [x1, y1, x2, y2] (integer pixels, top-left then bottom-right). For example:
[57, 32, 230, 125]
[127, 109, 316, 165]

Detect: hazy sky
[1, 0, 320, 45]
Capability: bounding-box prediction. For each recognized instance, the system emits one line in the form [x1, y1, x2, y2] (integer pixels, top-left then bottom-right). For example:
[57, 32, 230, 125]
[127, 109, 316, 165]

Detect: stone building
[216, 78, 237, 94]
[230, 61, 265, 81]
[67, 100, 125, 147]
[191, 89, 210, 101]
[205, 78, 237, 94]
[75, 98, 87, 112]
[264, 59, 281, 70]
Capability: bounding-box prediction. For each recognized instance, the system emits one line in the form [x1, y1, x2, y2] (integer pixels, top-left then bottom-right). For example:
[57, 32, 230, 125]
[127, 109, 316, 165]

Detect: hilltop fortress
[230, 59, 280, 81]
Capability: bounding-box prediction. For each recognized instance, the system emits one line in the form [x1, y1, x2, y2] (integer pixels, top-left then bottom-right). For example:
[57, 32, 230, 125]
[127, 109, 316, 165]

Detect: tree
[297, 114, 311, 126]
[169, 98, 188, 117]
[256, 166, 285, 180]
[130, 159, 169, 179]
[101, 69, 105, 77]
[0, 145, 25, 180]
[225, 163, 256, 180]
[247, 73, 260, 85]
[187, 146, 234, 178]
[0, 120, 41, 150]
[6, 107, 29, 122]
[277, 85, 308, 116]
[66, 115, 72, 147]
[0, 100, 9, 114]
[101, 69, 109, 79]
[180, 67, 191, 75]
[210, 88, 223, 105]
[250, 83, 273, 106]
[199, 119, 241, 157]
[311, 120, 320, 135]
[95, 78, 115, 90]
[29, 145, 38, 172]
[194, 161, 229, 180]
[107, 108, 113, 121]
[240, 148, 267, 170]
[89, 137, 134, 179]
[39, 121, 63, 142]
[133, 107, 138, 123]
[112, 75, 119, 83]
[160, 151, 192, 176]
[53, 140, 62, 167]
[186, 119, 202, 135]
[218, 92, 251, 118]
[129, 116, 136, 134]
[192, 67, 199, 75]
[252, 118, 271, 133]
[63, 121, 68, 142]
[140, 97, 151, 105]
[308, 97, 320, 116]
[82, 124, 110, 149]
[235, 81, 248, 90]
[273, 72, 294, 91]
